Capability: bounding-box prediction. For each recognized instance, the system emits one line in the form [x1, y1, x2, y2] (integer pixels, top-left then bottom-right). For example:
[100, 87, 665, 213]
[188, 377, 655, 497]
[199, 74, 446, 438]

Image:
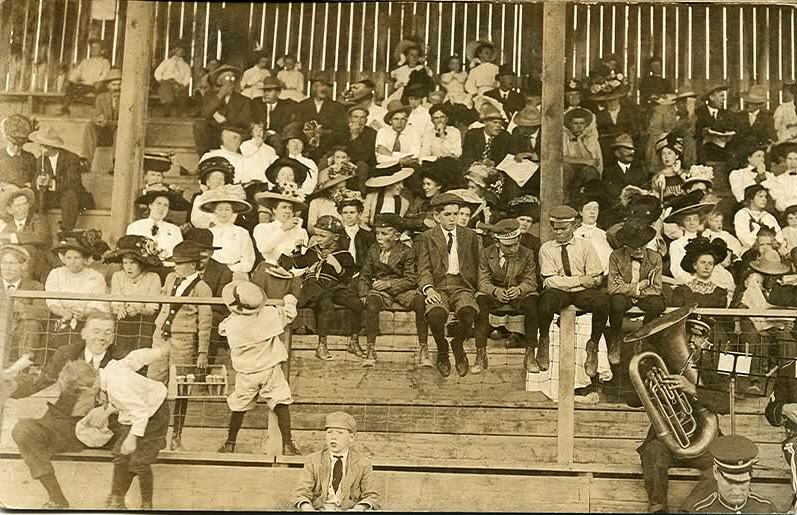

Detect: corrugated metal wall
[1, 1, 795, 106]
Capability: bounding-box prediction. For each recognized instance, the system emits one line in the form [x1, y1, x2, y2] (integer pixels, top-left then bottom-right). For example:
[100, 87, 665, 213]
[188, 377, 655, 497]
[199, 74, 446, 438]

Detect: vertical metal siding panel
[708, 6, 724, 82]
[726, 5, 740, 84]
[691, 6, 706, 80]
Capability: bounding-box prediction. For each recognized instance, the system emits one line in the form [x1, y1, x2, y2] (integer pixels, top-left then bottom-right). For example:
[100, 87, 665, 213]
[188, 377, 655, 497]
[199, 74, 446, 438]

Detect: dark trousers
[475, 294, 539, 349]
[364, 293, 425, 344]
[538, 288, 609, 342]
[41, 188, 80, 232]
[299, 284, 363, 337]
[13, 411, 87, 479]
[608, 294, 666, 346]
[638, 436, 715, 512]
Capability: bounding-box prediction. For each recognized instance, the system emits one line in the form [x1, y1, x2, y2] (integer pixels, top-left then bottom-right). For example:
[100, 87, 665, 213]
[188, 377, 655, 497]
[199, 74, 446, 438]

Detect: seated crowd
[3, 39, 797, 512]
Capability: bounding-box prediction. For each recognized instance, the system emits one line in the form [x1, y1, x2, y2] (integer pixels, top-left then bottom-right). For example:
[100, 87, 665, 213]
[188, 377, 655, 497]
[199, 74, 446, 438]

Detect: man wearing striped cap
[686, 435, 778, 513]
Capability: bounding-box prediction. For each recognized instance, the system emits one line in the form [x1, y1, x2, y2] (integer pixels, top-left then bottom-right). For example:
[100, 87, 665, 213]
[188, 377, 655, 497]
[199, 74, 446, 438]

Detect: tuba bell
[625, 304, 719, 459]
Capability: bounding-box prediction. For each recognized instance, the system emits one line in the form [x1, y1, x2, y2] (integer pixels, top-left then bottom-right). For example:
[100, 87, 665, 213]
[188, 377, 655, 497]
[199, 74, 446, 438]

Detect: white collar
[3, 279, 21, 289]
[84, 347, 106, 366]
[178, 272, 199, 284]
[344, 225, 359, 235]
[6, 146, 19, 157]
[329, 449, 349, 461]
[13, 217, 26, 227]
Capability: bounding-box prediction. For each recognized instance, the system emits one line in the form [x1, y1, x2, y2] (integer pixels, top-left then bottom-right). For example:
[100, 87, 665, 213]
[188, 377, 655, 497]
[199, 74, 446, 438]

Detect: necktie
[6, 284, 15, 292]
[151, 223, 160, 237]
[171, 276, 184, 295]
[499, 255, 507, 274]
[447, 232, 454, 254]
[392, 132, 402, 152]
[754, 172, 766, 184]
[482, 136, 493, 159]
[332, 456, 343, 492]
[560, 243, 572, 276]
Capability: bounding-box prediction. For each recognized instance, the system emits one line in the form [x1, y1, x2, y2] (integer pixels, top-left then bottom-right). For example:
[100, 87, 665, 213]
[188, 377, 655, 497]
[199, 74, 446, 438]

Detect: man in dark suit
[476, 219, 539, 373]
[595, 95, 642, 165]
[184, 228, 233, 362]
[346, 106, 377, 191]
[0, 245, 47, 363]
[8, 311, 117, 509]
[29, 126, 89, 232]
[251, 76, 296, 152]
[194, 64, 253, 156]
[695, 83, 731, 149]
[461, 105, 514, 170]
[415, 193, 482, 378]
[602, 133, 649, 206]
[293, 74, 349, 163]
[83, 67, 122, 164]
[0, 188, 53, 283]
[485, 64, 525, 119]
[733, 85, 777, 148]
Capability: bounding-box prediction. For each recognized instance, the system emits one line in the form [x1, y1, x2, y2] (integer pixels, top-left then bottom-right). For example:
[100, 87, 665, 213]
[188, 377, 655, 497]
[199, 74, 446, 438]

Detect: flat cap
[430, 192, 464, 208]
[486, 218, 520, 239]
[325, 411, 357, 433]
[373, 213, 404, 229]
[710, 435, 758, 477]
[549, 205, 578, 222]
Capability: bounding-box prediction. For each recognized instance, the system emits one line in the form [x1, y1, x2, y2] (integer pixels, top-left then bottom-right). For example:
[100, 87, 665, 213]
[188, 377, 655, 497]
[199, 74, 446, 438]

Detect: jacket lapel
[339, 450, 359, 504]
[431, 227, 448, 270]
[318, 449, 331, 500]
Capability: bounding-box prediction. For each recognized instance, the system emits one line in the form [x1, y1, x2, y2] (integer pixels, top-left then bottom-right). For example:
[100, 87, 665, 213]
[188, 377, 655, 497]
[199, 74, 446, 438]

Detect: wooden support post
[540, 1, 567, 242]
[109, 1, 154, 243]
[558, 306, 576, 465]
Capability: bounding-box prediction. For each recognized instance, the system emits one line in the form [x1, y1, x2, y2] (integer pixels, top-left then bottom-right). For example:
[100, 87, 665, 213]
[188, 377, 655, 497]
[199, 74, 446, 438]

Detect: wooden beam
[109, 0, 154, 243]
[540, 1, 566, 242]
[557, 306, 576, 465]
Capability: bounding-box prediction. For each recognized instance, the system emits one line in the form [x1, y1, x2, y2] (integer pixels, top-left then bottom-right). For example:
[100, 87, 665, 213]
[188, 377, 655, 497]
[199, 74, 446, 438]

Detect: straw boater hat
[198, 184, 252, 214]
[210, 64, 242, 86]
[102, 68, 122, 83]
[564, 107, 594, 128]
[29, 126, 68, 150]
[135, 188, 191, 212]
[197, 156, 235, 185]
[615, 217, 657, 249]
[749, 248, 791, 276]
[222, 280, 267, 316]
[365, 162, 414, 189]
[680, 237, 728, 273]
[265, 157, 309, 187]
[1, 114, 35, 145]
[144, 152, 173, 173]
[479, 104, 505, 123]
[383, 100, 412, 124]
[254, 181, 307, 210]
[513, 106, 541, 128]
[102, 235, 162, 268]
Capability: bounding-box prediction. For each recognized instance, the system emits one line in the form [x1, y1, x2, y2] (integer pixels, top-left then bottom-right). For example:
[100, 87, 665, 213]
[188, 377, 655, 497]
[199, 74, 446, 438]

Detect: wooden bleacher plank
[0, 458, 595, 511]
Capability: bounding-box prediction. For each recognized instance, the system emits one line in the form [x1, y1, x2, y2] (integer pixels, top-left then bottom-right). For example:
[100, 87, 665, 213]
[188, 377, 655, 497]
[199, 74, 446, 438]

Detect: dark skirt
[42, 318, 85, 366]
[112, 401, 169, 469]
[114, 314, 156, 359]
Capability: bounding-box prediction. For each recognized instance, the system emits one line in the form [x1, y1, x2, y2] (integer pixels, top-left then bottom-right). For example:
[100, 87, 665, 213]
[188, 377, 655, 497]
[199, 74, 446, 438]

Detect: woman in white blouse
[251, 184, 309, 298]
[198, 184, 256, 279]
[464, 41, 499, 97]
[127, 190, 189, 273]
[734, 184, 784, 252]
[104, 235, 162, 359]
[45, 237, 109, 360]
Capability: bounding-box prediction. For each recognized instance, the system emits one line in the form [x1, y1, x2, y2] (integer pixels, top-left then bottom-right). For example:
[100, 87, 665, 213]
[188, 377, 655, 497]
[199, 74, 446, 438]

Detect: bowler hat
[743, 85, 768, 105]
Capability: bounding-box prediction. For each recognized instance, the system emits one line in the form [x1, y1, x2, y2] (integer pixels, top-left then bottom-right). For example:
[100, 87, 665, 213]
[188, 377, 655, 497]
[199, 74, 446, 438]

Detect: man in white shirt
[62, 39, 111, 115]
[420, 105, 462, 161]
[375, 100, 421, 165]
[200, 122, 261, 185]
[154, 44, 192, 117]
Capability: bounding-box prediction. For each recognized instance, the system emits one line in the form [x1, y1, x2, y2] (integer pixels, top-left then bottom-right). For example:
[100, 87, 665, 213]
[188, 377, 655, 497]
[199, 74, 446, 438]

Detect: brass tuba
[625, 304, 719, 459]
